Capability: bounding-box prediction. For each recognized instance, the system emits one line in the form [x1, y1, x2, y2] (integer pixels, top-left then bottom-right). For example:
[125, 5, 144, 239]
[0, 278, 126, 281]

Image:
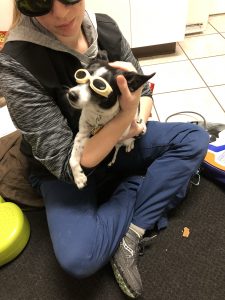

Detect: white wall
[0, 0, 14, 30]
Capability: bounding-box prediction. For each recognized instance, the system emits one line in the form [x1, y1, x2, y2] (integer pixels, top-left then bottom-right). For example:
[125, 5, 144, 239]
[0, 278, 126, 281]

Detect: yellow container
[0, 197, 30, 267]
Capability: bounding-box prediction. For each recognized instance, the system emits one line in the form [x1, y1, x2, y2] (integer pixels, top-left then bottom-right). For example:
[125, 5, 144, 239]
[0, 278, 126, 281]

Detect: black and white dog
[67, 55, 155, 189]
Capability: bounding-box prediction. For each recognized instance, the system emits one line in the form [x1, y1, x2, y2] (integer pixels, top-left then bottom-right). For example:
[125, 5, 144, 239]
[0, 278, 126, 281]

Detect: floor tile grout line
[178, 36, 225, 91]
[178, 30, 225, 61]
[190, 53, 225, 61]
[141, 52, 225, 69]
[187, 57, 225, 111]
[140, 30, 225, 68]
[184, 31, 224, 40]
[208, 20, 225, 38]
[207, 87, 225, 114]
[153, 86, 225, 120]
[153, 86, 211, 96]
[140, 58, 189, 68]
[153, 86, 207, 96]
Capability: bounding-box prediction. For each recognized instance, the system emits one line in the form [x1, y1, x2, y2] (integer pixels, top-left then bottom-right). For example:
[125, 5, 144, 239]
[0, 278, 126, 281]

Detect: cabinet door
[130, 0, 188, 48]
[85, 0, 131, 45]
[209, 0, 225, 14]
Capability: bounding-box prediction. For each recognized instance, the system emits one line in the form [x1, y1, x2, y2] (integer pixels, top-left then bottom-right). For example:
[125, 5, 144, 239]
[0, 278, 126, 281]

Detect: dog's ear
[123, 72, 156, 92]
[97, 50, 109, 62]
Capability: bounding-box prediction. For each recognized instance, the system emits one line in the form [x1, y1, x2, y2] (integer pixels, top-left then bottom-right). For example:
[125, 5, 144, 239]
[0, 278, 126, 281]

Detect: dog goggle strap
[75, 69, 113, 98]
[16, 0, 81, 17]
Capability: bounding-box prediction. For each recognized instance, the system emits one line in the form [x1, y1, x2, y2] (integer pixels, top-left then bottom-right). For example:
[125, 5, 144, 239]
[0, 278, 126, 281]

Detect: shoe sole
[111, 259, 139, 298]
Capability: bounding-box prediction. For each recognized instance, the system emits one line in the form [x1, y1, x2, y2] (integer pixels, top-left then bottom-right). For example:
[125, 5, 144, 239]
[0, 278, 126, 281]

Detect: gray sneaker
[111, 228, 143, 298]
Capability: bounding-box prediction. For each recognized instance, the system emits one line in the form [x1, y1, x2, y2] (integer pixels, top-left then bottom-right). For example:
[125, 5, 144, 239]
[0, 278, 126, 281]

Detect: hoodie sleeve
[0, 53, 75, 182]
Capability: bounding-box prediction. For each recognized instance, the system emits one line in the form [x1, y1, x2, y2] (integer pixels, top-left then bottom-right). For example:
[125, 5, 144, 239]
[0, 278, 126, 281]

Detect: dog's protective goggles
[16, 0, 81, 17]
[75, 69, 113, 98]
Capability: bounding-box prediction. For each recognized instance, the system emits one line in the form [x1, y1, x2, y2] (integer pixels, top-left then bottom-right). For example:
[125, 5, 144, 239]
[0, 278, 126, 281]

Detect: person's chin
[55, 18, 77, 36]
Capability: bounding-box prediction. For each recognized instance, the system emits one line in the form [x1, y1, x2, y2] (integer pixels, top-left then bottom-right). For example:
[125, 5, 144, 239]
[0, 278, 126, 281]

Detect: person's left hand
[119, 119, 145, 141]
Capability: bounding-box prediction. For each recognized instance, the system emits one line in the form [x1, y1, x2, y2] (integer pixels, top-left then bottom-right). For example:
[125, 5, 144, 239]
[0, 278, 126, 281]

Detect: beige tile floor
[140, 14, 225, 124]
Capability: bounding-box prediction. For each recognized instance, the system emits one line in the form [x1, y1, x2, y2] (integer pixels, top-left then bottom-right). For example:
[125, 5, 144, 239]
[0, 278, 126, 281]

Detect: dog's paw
[108, 160, 114, 167]
[74, 171, 87, 189]
[142, 122, 147, 135]
[126, 141, 135, 152]
[71, 164, 87, 189]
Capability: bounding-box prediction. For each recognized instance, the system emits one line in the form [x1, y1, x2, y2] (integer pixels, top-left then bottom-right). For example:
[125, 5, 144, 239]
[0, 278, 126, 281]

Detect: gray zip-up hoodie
[0, 12, 151, 183]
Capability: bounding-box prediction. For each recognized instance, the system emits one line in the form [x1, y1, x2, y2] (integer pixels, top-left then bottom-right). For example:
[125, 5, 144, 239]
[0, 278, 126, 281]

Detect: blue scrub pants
[30, 121, 209, 278]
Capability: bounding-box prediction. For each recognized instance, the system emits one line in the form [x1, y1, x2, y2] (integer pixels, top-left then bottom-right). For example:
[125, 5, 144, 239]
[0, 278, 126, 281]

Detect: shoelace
[138, 235, 157, 256]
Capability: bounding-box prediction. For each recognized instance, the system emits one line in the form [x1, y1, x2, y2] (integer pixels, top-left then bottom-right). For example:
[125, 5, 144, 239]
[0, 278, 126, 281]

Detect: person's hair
[11, 2, 22, 29]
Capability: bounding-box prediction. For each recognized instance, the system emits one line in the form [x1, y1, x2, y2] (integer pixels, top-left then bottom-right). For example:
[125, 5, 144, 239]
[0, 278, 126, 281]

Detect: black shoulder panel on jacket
[2, 42, 81, 92]
[96, 13, 122, 62]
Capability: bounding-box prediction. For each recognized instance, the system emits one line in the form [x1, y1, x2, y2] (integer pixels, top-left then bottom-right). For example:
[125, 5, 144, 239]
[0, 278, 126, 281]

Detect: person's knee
[56, 248, 102, 279]
[183, 124, 209, 158]
[190, 125, 209, 156]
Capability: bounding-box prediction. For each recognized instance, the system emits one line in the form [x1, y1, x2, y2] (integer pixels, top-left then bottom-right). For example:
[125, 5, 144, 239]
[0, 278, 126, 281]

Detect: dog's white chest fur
[82, 100, 120, 134]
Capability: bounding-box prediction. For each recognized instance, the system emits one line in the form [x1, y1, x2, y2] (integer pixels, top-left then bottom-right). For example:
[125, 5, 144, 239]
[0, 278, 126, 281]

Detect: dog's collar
[91, 114, 103, 136]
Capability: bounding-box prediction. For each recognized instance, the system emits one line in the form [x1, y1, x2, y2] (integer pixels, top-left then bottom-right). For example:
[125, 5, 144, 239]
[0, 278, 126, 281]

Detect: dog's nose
[68, 90, 78, 102]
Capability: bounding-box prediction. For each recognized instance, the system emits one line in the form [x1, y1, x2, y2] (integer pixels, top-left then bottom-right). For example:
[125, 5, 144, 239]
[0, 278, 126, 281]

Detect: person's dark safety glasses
[16, 0, 82, 17]
[75, 69, 113, 98]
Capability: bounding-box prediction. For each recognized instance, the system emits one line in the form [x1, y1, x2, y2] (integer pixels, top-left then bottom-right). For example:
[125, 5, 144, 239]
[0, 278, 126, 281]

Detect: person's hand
[109, 61, 142, 117]
[119, 119, 146, 141]
[109, 61, 137, 73]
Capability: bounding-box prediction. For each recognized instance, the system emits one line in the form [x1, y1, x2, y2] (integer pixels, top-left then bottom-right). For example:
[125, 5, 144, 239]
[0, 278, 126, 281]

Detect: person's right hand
[109, 61, 143, 117]
[116, 74, 142, 116]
